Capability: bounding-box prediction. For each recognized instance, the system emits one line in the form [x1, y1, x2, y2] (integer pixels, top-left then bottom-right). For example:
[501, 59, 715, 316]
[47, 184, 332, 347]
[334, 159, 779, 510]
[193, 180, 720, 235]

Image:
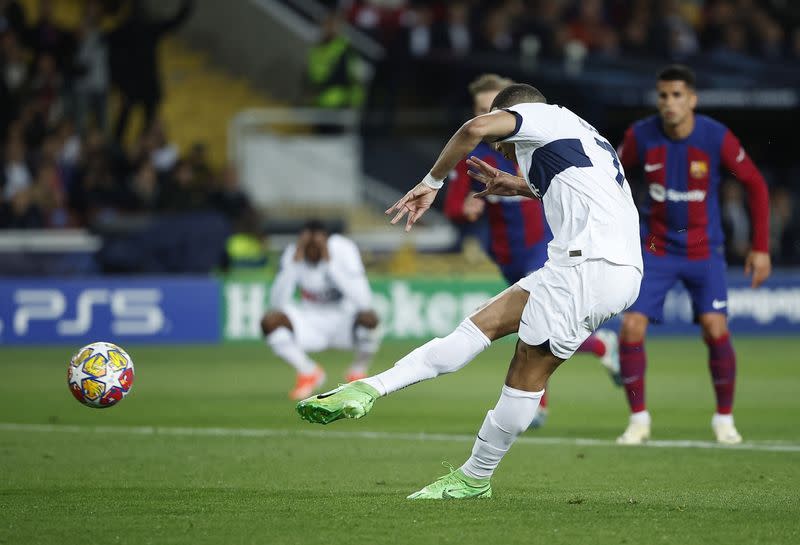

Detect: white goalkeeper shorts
[515, 259, 642, 359]
[284, 303, 357, 353]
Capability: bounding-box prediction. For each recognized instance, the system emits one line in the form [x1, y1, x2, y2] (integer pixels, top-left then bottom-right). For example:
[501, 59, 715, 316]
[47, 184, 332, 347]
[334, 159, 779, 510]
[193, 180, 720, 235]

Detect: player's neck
[662, 115, 695, 141]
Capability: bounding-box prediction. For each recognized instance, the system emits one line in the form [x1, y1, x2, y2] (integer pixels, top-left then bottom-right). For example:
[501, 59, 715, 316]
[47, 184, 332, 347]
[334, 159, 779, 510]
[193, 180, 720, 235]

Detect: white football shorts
[516, 259, 642, 359]
[284, 303, 357, 353]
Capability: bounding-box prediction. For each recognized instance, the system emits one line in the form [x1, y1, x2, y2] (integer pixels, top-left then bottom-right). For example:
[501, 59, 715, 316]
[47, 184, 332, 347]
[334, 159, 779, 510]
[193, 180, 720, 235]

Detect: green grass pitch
[1, 337, 799, 545]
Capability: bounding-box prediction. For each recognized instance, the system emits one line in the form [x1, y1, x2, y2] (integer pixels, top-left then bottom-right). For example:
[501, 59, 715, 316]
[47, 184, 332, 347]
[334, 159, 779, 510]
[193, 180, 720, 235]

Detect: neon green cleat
[296, 381, 380, 425]
[407, 465, 492, 500]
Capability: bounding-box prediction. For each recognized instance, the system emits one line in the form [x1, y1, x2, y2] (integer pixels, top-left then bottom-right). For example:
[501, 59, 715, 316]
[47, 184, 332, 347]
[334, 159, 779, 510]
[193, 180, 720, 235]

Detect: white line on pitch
[1, 422, 799, 453]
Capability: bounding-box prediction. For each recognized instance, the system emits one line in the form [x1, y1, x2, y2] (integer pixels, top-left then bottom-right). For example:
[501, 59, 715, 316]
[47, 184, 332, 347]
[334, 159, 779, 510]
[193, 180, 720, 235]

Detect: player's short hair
[490, 83, 547, 110]
[468, 74, 514, 97]
[657, 64, 696, 89]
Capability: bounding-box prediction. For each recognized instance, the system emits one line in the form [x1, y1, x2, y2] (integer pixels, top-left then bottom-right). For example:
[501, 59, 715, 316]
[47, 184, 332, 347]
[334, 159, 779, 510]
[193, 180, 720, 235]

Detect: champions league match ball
[67, 342, 135, 408]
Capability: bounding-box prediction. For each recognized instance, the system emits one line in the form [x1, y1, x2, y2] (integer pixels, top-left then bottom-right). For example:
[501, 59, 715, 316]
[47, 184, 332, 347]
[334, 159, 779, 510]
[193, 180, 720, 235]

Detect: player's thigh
[515, 262, 577, 359]
[285, 305, 331, 353]
[468, 284, 529, 341]
[682, 254, 729, 319]
[628, 252, 680, 322]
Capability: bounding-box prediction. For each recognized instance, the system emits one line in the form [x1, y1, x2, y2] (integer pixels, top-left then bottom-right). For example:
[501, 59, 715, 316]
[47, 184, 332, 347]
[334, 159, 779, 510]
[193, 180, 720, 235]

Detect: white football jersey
[270, 234, 372, 311]
[499, 103, 642, 271]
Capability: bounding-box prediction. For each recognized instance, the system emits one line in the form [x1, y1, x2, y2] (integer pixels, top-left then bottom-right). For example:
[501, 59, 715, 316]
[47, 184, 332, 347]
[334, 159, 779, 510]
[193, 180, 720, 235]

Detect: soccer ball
[67, 342, 135, 408]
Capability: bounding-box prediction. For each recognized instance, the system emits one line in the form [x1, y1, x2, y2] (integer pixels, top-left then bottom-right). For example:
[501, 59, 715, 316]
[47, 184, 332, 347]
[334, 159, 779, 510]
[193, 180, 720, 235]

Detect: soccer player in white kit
[261, 220, 381, 400]
[297, 84, 643, 499]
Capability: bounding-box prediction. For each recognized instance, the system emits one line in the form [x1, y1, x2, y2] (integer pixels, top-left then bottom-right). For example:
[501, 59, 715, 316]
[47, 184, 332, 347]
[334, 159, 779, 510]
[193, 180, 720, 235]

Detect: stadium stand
[1, 0, 799, 277]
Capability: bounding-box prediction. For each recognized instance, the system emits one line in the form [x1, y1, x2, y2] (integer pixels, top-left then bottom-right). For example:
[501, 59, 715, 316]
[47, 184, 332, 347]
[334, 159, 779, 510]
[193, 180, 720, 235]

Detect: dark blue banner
[0, 277, 220, 345]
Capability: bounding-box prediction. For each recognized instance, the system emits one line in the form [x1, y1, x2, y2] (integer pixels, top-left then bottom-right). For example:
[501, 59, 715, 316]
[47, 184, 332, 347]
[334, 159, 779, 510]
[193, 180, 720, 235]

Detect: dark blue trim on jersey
[528, 138, 592, 195]
[496, 109, 523, 141]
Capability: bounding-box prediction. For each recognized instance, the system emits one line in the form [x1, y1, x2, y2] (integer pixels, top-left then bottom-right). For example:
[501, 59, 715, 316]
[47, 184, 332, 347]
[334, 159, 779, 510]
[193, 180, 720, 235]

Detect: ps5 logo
[13, 288, 165, 336]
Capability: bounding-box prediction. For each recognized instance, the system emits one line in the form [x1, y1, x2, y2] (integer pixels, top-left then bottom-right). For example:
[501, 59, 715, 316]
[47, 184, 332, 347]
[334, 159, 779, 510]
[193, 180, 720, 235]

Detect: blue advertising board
[601, 270, 800, 335]
[0, 277, 220, 345]
[1, 270, 797, 345]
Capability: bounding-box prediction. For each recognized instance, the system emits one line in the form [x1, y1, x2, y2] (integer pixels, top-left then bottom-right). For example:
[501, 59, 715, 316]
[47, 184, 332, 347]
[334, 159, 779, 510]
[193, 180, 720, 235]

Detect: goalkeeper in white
[261, 220, 381, 400]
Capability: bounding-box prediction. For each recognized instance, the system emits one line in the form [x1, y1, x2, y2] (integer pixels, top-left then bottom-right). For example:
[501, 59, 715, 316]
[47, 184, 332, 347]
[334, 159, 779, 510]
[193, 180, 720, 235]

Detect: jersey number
[594, 138, 624, 186]
[527, 138, 625, 196]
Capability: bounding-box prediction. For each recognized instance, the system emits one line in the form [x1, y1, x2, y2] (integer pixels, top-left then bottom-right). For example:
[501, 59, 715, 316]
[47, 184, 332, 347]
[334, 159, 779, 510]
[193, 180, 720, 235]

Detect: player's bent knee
[506, 340, 560, 391]
[261, 312, 291, 336]
[620, 313, 648, 343]
[699, 313, 728, 340]
[515, 339, 551, 361]
[356, 310, 379, 329]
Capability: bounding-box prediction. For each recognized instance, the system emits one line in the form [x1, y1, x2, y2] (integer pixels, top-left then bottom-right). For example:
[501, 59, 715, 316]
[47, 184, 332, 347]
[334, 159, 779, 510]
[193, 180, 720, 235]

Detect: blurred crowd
[0, 0, 257, 237]
[333, 0, 800, 63]
[320, 0, 800, 265]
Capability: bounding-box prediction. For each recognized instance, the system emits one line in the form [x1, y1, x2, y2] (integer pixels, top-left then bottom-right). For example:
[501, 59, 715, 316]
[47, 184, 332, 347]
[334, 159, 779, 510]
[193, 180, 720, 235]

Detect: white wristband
[421, 172, 445, 189]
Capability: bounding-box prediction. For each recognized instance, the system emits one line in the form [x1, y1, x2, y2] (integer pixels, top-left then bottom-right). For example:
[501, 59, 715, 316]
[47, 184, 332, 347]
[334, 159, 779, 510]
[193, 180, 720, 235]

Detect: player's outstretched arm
[385, 110, 518, 231]
[467, 156, 535, 199]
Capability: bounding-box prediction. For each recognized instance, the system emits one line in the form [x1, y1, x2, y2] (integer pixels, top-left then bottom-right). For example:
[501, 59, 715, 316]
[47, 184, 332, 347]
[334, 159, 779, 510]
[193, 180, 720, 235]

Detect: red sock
[539, 389, 548, 409]
[576, 334, 606, 357]
[705, 333, 736, 415]
[620, 341, 646, 413]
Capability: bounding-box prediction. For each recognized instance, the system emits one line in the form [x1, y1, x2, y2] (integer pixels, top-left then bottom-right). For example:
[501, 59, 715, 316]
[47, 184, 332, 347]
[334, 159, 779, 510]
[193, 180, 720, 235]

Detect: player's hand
[385, 182, 438, 232]
[744, 250, 771, 288]
[467, 156, 525, 198]
[294, 231, 311, 261]
[312, 232, 330, 261]
[462, 192, 485, 222]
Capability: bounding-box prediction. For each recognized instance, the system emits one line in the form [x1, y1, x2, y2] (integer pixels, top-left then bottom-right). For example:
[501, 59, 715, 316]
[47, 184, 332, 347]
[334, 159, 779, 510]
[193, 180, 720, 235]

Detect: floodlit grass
[1, 338, 798, 545]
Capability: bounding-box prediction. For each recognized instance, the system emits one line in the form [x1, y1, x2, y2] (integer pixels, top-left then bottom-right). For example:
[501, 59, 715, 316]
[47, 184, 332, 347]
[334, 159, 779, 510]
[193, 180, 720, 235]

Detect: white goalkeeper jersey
[499, 102, 642, 272]
[270, 234, 372, 311]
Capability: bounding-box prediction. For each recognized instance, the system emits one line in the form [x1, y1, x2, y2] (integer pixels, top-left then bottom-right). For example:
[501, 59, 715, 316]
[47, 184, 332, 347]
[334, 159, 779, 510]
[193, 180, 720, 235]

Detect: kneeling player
[261, 220, 381, 399]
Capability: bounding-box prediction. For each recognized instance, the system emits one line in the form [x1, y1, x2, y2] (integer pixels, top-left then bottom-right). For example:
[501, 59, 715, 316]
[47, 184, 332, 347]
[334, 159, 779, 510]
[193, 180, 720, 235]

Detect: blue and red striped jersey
[618, 114, 769, 260]
[444, 142, 551, 266]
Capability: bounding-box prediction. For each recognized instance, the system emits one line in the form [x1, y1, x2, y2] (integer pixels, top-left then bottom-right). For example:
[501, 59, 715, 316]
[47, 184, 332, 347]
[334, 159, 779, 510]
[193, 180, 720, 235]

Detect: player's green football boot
[296, 381, 380, 425]
[407, 464, 492, 500]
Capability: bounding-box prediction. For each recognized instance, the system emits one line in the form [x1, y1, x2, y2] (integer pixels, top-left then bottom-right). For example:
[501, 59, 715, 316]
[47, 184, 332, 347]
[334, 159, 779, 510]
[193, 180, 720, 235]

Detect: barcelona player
[444, 74, 621, 429]
[616, 65, 771, 445]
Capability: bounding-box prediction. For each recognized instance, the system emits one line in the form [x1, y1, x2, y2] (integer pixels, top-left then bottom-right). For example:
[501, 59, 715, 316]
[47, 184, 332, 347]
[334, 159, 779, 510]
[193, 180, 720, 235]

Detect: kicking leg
[296, 285, 529, 424]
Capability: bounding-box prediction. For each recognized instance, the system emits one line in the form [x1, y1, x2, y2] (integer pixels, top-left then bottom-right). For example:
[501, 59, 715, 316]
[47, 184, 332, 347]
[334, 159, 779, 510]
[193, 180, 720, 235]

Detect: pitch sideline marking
[1, 422, 799, 453]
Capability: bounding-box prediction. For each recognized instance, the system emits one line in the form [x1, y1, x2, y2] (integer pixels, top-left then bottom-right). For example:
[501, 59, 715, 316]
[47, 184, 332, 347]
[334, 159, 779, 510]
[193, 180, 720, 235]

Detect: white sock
[460, 385, 544, 480]
[630, 410, 651, 425]
[361, 318, 490, 396]
[266, 327, 316, 374]
[349, 325, 381, 374]
[712, 413, 734, 426]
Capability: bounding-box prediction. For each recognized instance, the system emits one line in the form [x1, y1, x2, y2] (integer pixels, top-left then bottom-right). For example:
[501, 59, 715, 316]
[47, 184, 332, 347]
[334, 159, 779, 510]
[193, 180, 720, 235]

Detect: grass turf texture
[1, 338, 799, 545]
